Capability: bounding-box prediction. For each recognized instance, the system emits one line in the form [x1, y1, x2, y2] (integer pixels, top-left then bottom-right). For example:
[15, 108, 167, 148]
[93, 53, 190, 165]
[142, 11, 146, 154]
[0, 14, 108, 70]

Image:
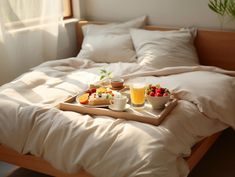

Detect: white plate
[76, 90, 122, 108]
[108, 104, 130, 112]
[76, 94, 110, 108]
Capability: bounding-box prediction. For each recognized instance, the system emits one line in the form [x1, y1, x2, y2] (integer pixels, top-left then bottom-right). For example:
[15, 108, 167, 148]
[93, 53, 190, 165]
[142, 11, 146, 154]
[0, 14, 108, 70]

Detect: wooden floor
[1, 128, 234, 177]
[188, 128, 235, 177]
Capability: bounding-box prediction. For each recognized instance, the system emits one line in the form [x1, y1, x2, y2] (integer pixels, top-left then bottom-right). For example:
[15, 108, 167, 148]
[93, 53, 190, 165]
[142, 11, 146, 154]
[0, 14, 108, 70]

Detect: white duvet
[0, 58, 235, 177]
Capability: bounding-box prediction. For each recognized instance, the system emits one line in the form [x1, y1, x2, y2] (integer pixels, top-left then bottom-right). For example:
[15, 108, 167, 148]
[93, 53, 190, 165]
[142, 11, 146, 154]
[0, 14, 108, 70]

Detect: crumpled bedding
[0, 58, 235, 177]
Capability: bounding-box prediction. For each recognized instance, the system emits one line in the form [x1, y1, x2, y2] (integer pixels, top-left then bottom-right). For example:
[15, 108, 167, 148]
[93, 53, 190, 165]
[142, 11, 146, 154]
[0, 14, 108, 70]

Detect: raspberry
[91, 88, 96, 93]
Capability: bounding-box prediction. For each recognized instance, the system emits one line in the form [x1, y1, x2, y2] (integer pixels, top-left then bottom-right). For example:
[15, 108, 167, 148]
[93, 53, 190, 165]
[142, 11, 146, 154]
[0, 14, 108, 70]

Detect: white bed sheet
[0, 58, 235, 177]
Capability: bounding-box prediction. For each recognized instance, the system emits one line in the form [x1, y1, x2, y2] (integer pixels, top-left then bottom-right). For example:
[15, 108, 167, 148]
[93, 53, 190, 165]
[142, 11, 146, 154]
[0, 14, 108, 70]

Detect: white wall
[80, 0, 235, 30]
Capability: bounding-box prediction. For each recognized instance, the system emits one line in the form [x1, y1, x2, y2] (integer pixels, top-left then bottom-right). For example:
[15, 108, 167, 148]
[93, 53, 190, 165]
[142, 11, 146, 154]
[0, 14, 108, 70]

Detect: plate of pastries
[76, 86, 119, 107]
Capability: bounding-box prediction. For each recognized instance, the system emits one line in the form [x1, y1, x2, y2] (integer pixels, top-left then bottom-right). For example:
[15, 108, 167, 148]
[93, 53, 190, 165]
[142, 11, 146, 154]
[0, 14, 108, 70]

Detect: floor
[0, 128, 234, 177]
[188, 128, 235, 177]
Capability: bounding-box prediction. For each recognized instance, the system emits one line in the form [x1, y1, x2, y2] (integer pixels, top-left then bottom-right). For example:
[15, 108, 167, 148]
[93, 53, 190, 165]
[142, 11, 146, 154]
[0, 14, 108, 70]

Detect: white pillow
[77, 16, 146, 63]
[130, 28, 199, 69]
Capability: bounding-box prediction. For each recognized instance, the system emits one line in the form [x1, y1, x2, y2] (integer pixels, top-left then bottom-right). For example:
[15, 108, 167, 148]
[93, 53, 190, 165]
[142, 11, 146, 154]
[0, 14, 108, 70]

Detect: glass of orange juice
[130, 83, 145, 108]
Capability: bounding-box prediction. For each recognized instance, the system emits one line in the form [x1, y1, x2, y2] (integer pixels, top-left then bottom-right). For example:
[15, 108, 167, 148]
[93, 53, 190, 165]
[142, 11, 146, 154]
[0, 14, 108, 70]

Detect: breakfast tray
[58, 96, 178, 126]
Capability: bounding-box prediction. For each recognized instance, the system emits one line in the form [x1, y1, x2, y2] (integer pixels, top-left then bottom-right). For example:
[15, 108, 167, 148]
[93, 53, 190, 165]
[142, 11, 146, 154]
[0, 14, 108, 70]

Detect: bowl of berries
[146, 84, 171, 109]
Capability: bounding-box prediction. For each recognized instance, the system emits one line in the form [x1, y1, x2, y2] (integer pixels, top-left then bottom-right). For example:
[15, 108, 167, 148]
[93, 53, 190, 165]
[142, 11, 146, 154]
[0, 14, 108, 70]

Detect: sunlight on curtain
[0, 0, 66, 85]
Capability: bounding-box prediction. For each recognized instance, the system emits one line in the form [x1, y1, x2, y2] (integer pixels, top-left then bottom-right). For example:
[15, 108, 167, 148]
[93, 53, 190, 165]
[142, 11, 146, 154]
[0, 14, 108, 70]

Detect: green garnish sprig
[99, 69, 112, 81]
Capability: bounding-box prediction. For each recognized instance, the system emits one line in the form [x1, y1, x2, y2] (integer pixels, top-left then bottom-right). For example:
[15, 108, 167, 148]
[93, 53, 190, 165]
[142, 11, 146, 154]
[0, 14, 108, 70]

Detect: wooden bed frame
[0, 21, 235, 177]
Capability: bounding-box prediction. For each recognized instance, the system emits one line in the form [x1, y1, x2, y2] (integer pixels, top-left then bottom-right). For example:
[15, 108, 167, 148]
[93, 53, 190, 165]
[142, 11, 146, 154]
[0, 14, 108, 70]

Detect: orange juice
[130, 84, 145, 107]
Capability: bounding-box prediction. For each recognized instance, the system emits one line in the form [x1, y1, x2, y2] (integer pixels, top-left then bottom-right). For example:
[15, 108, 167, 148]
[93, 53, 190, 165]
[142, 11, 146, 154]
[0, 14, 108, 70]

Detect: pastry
[88, 92, 112, 105]
[77, 87, 114, 105]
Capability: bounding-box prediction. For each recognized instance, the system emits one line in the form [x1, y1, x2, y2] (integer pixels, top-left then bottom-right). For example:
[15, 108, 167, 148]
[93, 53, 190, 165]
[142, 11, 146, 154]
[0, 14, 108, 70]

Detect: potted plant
[208, 0, 235, 29]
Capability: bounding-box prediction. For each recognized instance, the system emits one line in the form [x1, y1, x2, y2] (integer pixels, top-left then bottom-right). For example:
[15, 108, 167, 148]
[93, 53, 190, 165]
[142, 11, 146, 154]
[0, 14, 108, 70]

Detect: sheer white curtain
[0, 0, 65, 84]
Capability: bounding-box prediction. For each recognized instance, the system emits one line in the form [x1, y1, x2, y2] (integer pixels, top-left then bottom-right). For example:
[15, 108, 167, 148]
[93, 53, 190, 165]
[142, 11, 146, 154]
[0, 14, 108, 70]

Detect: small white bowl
[146, 94, 170, 109]
[111, 77, 124, 89]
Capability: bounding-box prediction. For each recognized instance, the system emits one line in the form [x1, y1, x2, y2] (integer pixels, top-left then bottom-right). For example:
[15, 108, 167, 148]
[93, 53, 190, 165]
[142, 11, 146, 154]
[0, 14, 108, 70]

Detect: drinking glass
[130, 83, 145, 108]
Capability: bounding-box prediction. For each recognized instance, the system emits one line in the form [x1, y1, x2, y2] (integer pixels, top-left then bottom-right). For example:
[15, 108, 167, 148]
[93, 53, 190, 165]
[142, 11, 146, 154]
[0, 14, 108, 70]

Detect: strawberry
[160, 88, 165, 94]
[163, 93, 168, 96]
[151, 86, 156, 90]
[155, 92, 163, 97]
[156, 89, 161, 93]
[147, 83, 170, 96]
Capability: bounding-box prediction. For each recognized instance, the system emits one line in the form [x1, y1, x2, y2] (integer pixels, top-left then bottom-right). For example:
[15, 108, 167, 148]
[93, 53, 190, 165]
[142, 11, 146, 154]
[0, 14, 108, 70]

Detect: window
[1, 0, 73, 33]
[63, 0, 73, 18]
[1, 1, 71, 23]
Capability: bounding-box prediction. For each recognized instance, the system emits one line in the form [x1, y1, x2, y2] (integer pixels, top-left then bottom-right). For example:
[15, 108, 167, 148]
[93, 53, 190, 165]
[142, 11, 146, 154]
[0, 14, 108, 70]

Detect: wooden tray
[58, 96, 177, 126]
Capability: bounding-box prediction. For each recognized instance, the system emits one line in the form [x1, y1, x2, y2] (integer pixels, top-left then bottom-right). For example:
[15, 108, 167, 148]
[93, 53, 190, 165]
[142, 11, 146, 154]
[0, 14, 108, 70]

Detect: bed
[0, 19, 235, 177]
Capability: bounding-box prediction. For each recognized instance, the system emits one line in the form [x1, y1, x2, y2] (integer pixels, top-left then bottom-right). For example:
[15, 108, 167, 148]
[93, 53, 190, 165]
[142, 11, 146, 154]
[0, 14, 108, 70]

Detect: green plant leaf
[209, 0, 221, 15]
[227, 0, 235, 18]
[99, 69, 113, 80]
[100, 69, 107, 74]
[209, 4, 220, 14]
[99, 75, 105, 81]
[107, 72, 112, 78]
[208, 0, 230, 16]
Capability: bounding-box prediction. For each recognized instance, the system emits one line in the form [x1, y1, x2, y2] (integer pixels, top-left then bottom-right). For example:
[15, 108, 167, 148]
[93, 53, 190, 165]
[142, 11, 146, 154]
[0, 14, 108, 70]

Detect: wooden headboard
[77, 21, 235, 71]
